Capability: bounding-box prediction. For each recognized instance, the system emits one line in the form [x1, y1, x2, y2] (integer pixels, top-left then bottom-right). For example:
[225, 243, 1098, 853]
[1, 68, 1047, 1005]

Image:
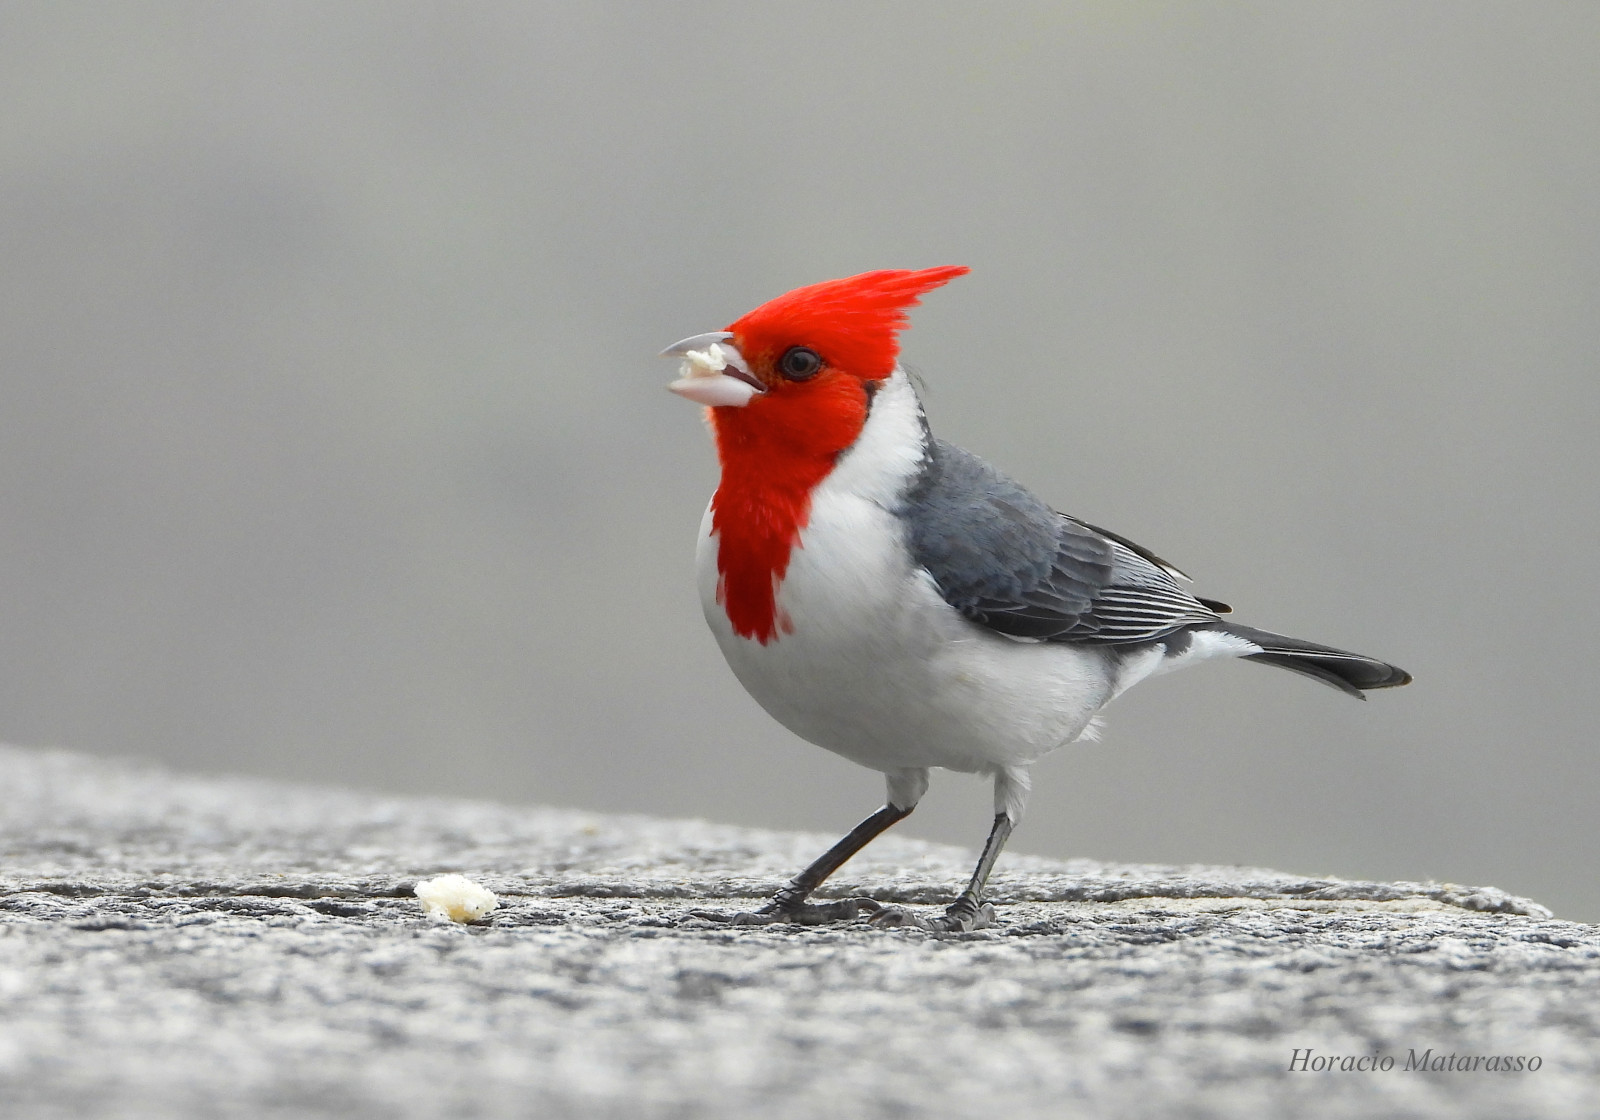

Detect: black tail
[1208, 622, 1412, 699]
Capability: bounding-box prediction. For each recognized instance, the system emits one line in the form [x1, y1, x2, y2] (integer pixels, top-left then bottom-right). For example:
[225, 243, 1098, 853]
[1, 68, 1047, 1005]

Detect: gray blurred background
[2, 3, 1596, 917]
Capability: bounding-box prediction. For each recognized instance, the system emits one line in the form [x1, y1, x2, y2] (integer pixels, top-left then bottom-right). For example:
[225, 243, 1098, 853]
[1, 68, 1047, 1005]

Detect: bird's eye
[778, 346, 823, 381]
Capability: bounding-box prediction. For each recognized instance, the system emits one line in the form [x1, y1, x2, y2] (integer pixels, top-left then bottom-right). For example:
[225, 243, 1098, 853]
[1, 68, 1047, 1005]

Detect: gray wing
[901, 439, 1224, 644]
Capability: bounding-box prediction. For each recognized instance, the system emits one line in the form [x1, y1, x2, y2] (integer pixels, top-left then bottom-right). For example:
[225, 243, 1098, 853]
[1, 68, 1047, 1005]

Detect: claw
[866, 905, 931, 930]
[868, 902, 997, 932]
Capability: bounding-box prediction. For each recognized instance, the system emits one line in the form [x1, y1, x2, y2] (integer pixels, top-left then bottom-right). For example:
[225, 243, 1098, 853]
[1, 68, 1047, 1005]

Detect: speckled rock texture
[1, 745, 1596, 1120]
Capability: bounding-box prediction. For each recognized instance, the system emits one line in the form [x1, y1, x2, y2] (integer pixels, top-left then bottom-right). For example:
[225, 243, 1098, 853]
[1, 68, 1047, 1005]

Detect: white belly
[696, 493, 1118, 776]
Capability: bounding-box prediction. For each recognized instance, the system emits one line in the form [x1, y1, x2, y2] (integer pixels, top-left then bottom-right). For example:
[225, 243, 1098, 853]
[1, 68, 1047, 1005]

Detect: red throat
[704, 266, 968, 644]
[709, 376, 869, 643]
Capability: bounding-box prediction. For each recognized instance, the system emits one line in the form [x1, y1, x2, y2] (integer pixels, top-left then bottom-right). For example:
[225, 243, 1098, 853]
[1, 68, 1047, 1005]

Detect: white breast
[696, 371, 1118, 777]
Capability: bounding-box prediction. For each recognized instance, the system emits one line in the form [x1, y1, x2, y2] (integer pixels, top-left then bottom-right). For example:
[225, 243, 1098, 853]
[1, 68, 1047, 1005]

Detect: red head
[727, 265, 971, 386]
[663, 266, 968, 642]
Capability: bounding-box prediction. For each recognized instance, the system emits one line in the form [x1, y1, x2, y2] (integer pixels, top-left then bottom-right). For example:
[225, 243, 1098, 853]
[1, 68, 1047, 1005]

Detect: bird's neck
[706, 372, 927, 646]
[706, 383, 868, 645]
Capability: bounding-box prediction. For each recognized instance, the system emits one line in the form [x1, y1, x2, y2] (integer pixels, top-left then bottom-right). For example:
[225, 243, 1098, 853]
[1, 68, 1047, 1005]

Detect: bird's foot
[868, 899, 996, 933]
[687, 896, 883, 926]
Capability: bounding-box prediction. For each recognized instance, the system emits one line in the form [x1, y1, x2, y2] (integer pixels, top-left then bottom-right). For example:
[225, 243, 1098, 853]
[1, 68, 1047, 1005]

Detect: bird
[661, 266, 1410, 932]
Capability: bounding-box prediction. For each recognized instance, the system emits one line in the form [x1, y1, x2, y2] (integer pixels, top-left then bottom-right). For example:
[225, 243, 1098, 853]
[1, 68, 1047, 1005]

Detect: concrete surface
[0, 744, 1596, 1119]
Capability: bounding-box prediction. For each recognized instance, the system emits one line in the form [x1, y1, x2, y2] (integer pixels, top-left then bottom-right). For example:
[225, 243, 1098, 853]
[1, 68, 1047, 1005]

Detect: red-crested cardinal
[663, 267, 1410, 932]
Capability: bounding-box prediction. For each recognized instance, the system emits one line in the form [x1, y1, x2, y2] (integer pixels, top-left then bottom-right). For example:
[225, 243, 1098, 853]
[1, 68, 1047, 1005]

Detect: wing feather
[902, 439, 1220, 645]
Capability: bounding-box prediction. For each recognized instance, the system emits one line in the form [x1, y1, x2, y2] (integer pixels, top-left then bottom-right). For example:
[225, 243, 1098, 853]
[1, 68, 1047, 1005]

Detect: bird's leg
[690, 804, 912, 925]
[873, 766, 1027, 932]
[871, 813, 1014, 932]
[691, 769, 928, 926]
[754, 803, 912, 923]
[943, 812, 1013, 928]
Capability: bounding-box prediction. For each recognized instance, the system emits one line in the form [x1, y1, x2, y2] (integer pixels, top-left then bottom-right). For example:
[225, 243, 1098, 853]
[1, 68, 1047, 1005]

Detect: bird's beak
[660, 332, 765, 408]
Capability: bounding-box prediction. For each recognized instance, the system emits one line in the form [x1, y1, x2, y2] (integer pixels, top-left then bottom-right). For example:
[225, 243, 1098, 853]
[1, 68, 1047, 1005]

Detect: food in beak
[665, 338, 764, 408]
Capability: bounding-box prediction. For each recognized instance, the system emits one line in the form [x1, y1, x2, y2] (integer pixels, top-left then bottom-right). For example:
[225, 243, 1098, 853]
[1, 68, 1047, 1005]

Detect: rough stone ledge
[0, 745, 1595, 1120]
